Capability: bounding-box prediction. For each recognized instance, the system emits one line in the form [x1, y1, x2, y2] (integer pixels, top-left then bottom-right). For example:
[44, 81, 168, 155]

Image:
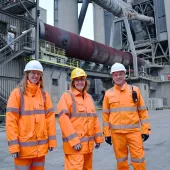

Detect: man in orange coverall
[102, 62, 151, 170]
[57, 68, 103, 170]
[6, 60, 56, 170]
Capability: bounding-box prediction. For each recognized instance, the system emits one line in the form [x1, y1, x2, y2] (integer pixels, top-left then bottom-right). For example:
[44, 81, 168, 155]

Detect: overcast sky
[39, 0, 94, 40]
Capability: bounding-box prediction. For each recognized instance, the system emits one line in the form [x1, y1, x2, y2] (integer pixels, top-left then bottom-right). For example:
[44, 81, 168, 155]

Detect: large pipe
[92, 0, 154, 23]
[39, 22, 147, 67]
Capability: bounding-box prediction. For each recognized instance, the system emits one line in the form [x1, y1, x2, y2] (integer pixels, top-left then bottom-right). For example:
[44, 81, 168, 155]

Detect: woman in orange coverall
[57, 67, 104, 170]
[6, 60, 57, 170]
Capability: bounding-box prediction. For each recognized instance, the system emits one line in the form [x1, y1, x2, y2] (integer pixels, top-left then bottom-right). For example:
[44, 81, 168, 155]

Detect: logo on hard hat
[33, 66, 39, 69]
[76, 72, 81, 76]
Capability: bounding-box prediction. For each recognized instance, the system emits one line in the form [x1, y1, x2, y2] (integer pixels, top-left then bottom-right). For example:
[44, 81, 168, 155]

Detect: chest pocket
[76, 100, 86, 113]
[109, 96, 119, 108]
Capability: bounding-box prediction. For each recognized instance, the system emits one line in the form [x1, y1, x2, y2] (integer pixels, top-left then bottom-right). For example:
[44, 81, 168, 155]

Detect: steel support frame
[0, 0, 39, 59]
[54, 0, 58, 27]
[110, 17, 138, 77]
[78, 0, 90, 34]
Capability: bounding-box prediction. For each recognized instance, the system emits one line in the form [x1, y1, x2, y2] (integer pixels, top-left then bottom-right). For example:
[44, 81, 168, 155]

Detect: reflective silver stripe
[20, 88, 24, 112]
[8, 139, 19, 146]
[19, 139, 48, 146]
[111, 123, 140, 130]
[141, 119, 149, 124]
[58, 109, 70, 118]
[20, 88, 46, 116]
[48, 135, 56, 140]
[32, 161, 45, 167]
[63, 133, 78, 142]
[67, 91, 77, 114]
[110, 107, 137, 112]
[138, 106, 146, 111]
[67, 91, 97, 118]
[41, 89, 46, 102]
[46, 107, 54, 114]
[95, 132, 102, 138]
[117, 156, 128, 163]
[6, 107, 20, 114]
[80, 136, 94, 142]
[131, 157, 145, 163]
[103, 122, 110, 127]
[15, 165, 31, 170]
[70, 113, 97, 118]
[21, 110, 46, 115]
[103, 109, 110, 114]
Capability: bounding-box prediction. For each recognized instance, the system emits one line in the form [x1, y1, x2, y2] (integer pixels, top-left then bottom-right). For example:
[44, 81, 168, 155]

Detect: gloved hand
[48, 147, 54, 152]
[73, 143, 82, 151]
[105, 136, 112, 145]
[95, 143, 100, 149]
[142, 134, 149, 142]
[11, 152, 20, 158]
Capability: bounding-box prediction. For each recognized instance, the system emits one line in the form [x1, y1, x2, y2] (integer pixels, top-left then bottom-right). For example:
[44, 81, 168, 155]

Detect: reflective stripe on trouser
[112, 132, 146, 170]
[64, 153, 92, 170]
[14, 156, 45, 170]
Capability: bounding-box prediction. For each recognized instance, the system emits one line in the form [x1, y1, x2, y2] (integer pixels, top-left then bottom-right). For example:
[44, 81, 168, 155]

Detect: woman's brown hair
[17, 72, 44, 94]
[70, 78, 89, 93]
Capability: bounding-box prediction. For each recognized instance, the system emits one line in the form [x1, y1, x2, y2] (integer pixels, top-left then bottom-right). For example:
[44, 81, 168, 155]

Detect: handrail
[0, 86, 9, 103]
[0, 27, 33, 52]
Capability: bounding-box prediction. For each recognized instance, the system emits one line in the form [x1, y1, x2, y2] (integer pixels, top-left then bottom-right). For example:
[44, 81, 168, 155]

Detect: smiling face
[73, 76, 86, 92]
[112, 71, 126, 87]
[28, 70, 42, 84]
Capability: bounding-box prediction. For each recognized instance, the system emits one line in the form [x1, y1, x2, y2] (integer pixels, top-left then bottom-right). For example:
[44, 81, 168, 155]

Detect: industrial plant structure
[0, 0, 170, 121]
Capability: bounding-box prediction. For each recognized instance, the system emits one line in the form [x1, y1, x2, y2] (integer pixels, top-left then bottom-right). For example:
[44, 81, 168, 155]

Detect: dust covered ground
[0, 110, 170, 170]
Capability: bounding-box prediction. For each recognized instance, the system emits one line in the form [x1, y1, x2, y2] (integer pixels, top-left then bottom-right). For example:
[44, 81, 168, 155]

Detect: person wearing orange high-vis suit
[57, 68, 104, 170]
[102, 63, 151, 170]
[6, 60, 57, 170]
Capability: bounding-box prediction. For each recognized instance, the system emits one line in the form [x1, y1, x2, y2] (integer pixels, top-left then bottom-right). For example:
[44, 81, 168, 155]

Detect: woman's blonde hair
[70, 78, 89, 92]
[17, 72, 44, 94]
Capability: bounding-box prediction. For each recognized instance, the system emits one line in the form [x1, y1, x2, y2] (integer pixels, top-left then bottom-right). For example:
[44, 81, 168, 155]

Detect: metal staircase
[0, 0, 36, 14]
[0, 86, 9, 122]
[0, 27, 35, 67]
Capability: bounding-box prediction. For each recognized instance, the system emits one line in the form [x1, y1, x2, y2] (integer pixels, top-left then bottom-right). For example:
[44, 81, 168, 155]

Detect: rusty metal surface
[41, 23, 146, 67]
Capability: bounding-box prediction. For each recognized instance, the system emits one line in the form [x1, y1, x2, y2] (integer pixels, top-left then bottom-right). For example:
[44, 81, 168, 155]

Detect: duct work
[92, 0, 154, 23]
[39, 22, 148, 68]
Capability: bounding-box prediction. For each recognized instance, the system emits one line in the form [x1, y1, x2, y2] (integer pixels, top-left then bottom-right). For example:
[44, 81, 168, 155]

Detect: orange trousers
[112, 132, 146, 170]
[64, 153, 92, 170]
[14, 156, 45, 170]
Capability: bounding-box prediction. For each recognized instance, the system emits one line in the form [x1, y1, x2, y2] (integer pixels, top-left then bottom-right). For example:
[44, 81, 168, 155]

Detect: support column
[56, 0, 78, 34]
[93, 3, 105, 44]
[164, 0, 170, 59]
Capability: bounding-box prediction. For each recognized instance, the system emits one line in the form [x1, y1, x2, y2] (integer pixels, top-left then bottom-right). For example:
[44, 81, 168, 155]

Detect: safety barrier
[39, 39, 80, 69]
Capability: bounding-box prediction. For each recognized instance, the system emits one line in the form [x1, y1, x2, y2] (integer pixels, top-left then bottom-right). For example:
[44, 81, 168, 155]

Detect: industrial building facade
[0, 0, 170, 121]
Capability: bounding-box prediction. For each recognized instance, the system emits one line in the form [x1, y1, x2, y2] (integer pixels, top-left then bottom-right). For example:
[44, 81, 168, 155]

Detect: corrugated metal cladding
[154, 0, 167, 40]
[0, 21, 7, 34]
[0, 79, 18, 98]
[0, 13, 21, 35]
[104, 11, 112, 46]
[0, 57, 25, 78]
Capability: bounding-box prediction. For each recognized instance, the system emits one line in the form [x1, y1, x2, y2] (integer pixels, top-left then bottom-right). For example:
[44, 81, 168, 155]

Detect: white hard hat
[24, 60, 43, 72]
[110, 62, 126, 74]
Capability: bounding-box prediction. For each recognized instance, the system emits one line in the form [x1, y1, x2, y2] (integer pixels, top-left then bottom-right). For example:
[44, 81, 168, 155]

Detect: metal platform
[1, 0, 36, 14]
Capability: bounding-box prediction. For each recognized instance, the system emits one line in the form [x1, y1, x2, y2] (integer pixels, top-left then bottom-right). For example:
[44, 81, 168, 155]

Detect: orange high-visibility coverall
[57, 88, 103, 170]
[102, 83, 151, 170]
[6, 82, 56, 170]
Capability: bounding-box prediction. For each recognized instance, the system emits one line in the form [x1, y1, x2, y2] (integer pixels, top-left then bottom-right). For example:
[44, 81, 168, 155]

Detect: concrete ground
[0, 110, 170, 170]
